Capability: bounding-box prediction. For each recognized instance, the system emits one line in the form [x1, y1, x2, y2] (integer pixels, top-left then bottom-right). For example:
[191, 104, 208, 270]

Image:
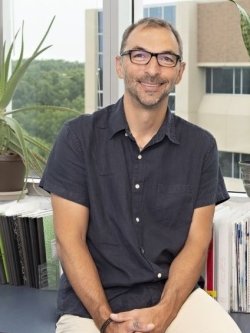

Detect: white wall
[197, 94, 250, 154]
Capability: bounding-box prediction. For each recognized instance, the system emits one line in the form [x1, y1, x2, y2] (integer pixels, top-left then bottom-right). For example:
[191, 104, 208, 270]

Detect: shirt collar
[108, 97, 128, 138]
[108, 97, 180, 145]
[160, 110, 180, 145]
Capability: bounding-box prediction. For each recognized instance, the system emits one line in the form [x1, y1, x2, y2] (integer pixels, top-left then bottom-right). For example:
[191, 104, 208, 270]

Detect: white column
[84, 9, 99, 114]
[0, 0, 2, 48]
[0, 0, 13, 50]
[1, 0, 13, 112]
[175, 1, 205, 123]
[103, 0, 143, 106]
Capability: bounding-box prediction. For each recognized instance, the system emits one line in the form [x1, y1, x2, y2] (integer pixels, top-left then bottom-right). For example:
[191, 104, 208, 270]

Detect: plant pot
[239, 161, 250, 197]
[0, 153, 26, 192]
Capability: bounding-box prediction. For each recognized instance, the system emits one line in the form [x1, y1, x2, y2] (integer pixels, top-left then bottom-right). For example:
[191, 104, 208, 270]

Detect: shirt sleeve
[39, 122, 90, 207]
[194, 137, 229, 208]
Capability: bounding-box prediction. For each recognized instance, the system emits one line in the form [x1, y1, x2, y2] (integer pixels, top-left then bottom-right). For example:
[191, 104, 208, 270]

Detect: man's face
[116, 25, 185, 109]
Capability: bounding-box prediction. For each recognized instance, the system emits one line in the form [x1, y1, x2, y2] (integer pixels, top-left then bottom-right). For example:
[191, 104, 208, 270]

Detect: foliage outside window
[12, 59, 85, 150]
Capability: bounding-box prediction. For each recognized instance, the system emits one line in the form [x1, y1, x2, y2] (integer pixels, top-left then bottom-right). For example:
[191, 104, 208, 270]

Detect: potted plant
[228, 0, 250, 196]
[0, 16, 80, 195]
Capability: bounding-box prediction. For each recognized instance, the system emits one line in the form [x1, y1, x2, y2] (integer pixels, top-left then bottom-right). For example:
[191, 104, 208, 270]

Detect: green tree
[12, 59, 85, 147]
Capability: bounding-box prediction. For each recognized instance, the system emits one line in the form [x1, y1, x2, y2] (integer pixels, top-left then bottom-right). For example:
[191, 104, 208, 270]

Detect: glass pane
[242, 68, 250, 94]
[168, 94, 175, 113]
[164, 6, 176, 25]
[12, 0, 102, 154]
[98, 68, 103, 91]
[98, 34, 103, 53]
[213, 68, 233, 94]
[149, 7, 162, 18]
[234, 68, 241, 94]
[98, 11, 103, 33]
[240, 153, 250, 163]
[219, 151, 232, 177]
[143, 8, 148, 17]
[97, 9, 104, 109]
[97, 92, 103, 110]
[206, 68, 212, 93]
[233, 153, 240, 178]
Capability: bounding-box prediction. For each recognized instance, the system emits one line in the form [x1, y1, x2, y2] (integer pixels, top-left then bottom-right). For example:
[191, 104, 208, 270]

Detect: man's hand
[109, 305, 171, 333]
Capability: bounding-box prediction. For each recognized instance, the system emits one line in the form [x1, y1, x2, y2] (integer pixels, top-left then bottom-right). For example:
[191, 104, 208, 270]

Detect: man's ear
[115, 56, 124, 79]
[175, 61, 186, 85]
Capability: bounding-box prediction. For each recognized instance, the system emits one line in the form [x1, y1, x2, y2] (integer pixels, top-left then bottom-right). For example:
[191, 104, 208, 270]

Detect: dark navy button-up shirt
[40, 97, 229, 318]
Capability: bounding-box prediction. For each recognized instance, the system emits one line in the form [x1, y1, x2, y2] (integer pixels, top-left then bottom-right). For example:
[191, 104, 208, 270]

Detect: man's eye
[133, 52, 147, 59]
[161, 54, 175, 63]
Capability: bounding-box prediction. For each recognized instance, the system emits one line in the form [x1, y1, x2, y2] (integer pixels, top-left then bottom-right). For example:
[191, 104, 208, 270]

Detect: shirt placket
[132, 149, 145, 256]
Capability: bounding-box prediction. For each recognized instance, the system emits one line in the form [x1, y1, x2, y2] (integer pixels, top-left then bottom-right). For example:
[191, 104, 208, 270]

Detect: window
[143, 4, 176, 112]
[143, 4, 175, 25]
[242, 68, 250, 94]
[3, 0, 249, 193]
[219, 152, 250, 179]
[97, 10, 103, 110]
[10, 0, 103, 152]
[206, 68, 250, 94]
[149, 7, 162, 18]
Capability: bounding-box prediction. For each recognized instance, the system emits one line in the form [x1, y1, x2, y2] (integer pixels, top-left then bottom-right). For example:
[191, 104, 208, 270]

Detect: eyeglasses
[120, 49, 182, 67]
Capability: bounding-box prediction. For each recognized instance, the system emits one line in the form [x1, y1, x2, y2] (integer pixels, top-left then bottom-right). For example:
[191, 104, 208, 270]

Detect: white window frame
[0, 0, 13, 52]
[102, 0, 143, 107]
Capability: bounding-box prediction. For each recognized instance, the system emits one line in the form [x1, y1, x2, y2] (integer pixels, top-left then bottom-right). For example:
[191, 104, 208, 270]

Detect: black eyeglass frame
[120, 49, 182, 67]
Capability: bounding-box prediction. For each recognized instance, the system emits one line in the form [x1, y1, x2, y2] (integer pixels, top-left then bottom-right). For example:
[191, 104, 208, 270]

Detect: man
[40, 18, 241, 333]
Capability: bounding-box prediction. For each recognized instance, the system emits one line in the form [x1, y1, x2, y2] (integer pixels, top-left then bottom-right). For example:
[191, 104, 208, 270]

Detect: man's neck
[123, 95, 168, 150]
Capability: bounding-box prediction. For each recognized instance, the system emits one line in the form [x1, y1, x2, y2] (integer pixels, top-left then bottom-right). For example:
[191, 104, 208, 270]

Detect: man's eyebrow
[129, 46, 147, 51]
[129, 46, 177, 54]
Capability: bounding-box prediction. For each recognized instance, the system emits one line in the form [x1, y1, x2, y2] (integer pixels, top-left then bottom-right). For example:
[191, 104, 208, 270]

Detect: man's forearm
[157, 205, 214, 327]
[58, 240, 111, 329]
[109, 239, 210, 333]
[52, 195, 112, 329]
[159, 239, 208, 318]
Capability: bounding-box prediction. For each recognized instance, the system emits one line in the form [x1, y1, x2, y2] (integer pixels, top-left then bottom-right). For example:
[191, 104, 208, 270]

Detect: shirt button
[140, 247, 145, 254]
[138, 154, 142, 160]
[135, 184, 140, 189]
[135, 217, 140, 223]
[157, 273, 162, 279]
[125, 132, 128, 137]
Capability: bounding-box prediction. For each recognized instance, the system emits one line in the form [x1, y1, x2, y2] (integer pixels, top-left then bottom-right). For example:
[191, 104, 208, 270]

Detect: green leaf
[4, 116, 29, 173]
[6, 104, 81, 116]
[228, 0, 250, 57]
[0, 16, 55, 109]
[0, 16, 81, 181]
[0, 119, 12, 154]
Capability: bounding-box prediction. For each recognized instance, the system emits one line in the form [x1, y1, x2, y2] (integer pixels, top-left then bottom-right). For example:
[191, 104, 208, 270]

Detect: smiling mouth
[141, 82, 160, 87]
[140, 81, 163, 91]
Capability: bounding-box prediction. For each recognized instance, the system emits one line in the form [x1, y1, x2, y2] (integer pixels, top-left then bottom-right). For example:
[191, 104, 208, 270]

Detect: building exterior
[175, 0, 250, 181]
[84, 0, 250, 186]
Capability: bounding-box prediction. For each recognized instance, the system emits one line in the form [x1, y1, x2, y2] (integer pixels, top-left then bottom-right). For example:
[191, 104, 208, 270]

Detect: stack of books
[204, 196, 250, 313]
[0, 196, 60, 289]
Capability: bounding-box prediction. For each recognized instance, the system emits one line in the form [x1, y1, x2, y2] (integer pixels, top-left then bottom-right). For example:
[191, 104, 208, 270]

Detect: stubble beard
[125, 75, 173, 110]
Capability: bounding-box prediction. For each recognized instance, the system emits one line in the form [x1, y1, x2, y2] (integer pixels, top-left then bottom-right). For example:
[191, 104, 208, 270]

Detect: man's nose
[145, 55, 161, 75]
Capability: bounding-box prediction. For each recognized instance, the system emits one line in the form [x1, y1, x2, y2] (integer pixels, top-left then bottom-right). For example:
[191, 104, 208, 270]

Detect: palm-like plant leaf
[4, 116, 29, 172]
[5, 104, 81, 116]
[228, 0, 250, 57]
[0, 17, 55, 110]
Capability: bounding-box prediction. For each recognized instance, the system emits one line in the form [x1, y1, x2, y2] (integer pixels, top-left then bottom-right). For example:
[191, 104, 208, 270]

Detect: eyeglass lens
[130, 50, 179, 67]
